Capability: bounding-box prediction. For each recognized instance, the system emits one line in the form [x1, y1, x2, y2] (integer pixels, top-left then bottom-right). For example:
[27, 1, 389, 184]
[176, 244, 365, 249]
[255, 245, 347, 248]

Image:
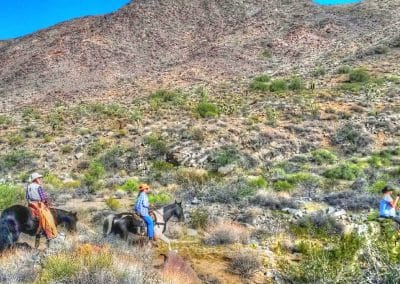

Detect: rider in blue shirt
[134, 184, 154, 240]
[379, 186, 400, 224]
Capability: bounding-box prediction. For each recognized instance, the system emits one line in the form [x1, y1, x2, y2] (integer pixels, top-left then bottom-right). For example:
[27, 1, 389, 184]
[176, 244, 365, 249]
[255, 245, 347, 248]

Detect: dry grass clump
[0, 249, 38, 283]
[204, 222, 250, 246]
[252, 191, 299, 210]
[228, 249, 261, 278]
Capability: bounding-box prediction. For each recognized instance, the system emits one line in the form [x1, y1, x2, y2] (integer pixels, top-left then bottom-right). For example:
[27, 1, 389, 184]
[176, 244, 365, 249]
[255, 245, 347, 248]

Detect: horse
[103, 201, 185, 249]
[0, 204, 78, 250]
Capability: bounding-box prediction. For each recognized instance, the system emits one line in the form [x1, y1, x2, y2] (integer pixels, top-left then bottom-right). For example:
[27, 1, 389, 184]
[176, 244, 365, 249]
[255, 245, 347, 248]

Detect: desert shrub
[47, 109, 65, 131]
[128, 107, 143, 123]
[349, 68, 370, 83]
[149, 89, 184, 109]
[196, 101, 220, 118]
[43, 173, 64, 190]
[311, 149, 337, 165]
[313, 66, 326, 77]
[0, 149, 36, 171]
[105, 197, 121, 211]
[324, 162, 363, 181]
[61, 145, 73, 154]
[7, 133, 23, 146]
[368, 152, 391, 168]
[373, 45, 390, 54]
[99, 146, 125, 171]
[190, 208, 209, 230]
[22, 107, 41, 121]
[152, 160, 174, 172]
[323, 191, 379, 211]
[293, 214, 344, 238]
[118, 179, 139, 193]
[38, 254, 80, 283]
[370, 180, 387, 193]
[261, 49, 272, 58]
[269, 79, 288, 92]
[283, 233, 363, 283]
[0, 183, 24, 210]
[208, 146, 240, 170]
[332, 122, 373, 154]
[206, 181, 257, 203]
[149, 192, 172, 206]
[204, 223, 249, 245]
[84, 102, 125, 118]
[273, 180, 294, 191]
[288, 76, 304, 91]
[83, 161, 105, 192]
[144, 133, 168, 157]
[252, 191, 299, 209]
[228, 250, 261, 278]
[248, 176, 268, 189]
[0, 114, 11, 126]
[176, 167, 209, 185]
[265, 106, 280, 126]
[249, 75, 270, 92]
[87, 139, 108, 157]
[337, 65, 352, 74]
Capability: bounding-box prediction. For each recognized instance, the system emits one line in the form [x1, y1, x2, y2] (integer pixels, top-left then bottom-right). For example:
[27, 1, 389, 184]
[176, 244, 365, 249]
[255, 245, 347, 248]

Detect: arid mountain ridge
[0, 0, 399, 110]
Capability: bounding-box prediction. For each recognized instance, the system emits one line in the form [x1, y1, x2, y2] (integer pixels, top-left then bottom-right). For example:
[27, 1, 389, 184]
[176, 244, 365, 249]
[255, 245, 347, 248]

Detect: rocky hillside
[1, 0, 400, 110]
[1, 0, 400, 283]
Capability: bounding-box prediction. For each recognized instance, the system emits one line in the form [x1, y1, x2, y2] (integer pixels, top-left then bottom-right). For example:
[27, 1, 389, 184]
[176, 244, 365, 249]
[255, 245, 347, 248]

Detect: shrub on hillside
[149, 89, 183, 109]
[105, 197, 121, 211]
[196, 101, 220, 118]
[324, 162, 363, 181]
[118, 179, 139, 193]
[149, 192, 172, 206]
[249, 75, 270, 92]
[288, 76, 304, 91]
[311, 149, 337, 165]
[337, 65, 352, 74]
[228, 250, 261, 278]
[204, 223, 249, 245]
[0, 183, 24, 210]
[190, 208, 210, 230]
[251, 191, 299, 210]
[269, 79, 288, 92]
[83, 161, 105, 192]
[0, 149, 36, 171]
[176, 167, 209, 185]
[99, 146, 125, 171]
[208, 146, 240, 171]
[293, 214, 344, 237]
[332, 122, 373, 154]
[348, 68, 370, 83]
[144, 133, 169, 157]
[323, 191, 379, 211]
[206, 181, 257, 203]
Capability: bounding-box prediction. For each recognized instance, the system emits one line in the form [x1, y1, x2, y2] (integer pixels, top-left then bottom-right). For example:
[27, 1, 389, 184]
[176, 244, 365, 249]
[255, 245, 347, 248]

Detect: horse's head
[55, 209, 78, 233]
[173, 201, 185, 222]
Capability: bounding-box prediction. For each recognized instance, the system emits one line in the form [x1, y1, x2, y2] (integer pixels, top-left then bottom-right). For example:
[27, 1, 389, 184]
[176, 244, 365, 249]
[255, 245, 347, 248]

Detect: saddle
[124, 211, 158, 235]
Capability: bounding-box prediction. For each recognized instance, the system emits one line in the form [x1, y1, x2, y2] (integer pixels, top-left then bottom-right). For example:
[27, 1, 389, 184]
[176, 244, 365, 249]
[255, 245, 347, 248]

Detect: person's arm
[390, 195, 399, 208]
[38, 186, 48, 203]
[143, 194, 150, 209]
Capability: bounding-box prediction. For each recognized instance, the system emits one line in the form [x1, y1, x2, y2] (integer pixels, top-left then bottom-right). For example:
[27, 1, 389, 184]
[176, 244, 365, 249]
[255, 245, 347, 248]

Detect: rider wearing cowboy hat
[134, 183, 155, 241]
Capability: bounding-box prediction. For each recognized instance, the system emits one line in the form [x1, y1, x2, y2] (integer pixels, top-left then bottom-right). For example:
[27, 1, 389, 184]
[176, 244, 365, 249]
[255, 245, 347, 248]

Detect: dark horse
[0, 205, 78, 251]
[103, 201, 184, 249]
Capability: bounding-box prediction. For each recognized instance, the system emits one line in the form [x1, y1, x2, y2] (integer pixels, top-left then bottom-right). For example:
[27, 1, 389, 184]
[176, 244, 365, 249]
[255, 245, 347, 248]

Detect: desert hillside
[0, 0, 400, 283]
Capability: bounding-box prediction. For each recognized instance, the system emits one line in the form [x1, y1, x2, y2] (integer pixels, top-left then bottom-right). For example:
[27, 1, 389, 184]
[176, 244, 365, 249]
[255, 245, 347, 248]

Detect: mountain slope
[0, 0, 399, 109]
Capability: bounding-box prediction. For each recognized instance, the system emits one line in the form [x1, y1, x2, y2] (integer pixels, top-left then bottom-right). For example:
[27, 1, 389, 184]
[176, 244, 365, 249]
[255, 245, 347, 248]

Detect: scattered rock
[217, 164, 235, 175]
[74, 152, 84, 159]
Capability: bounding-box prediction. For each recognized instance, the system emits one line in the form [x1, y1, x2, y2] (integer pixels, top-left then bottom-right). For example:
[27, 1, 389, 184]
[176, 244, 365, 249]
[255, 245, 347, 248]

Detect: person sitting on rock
[379, 186, 400, 224]
[26, 172, 58, 246]
[134, 183, 155, 241]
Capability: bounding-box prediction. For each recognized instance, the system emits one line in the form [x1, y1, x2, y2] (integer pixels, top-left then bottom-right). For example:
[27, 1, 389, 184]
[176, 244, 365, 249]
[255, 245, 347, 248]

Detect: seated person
[379, 186, 400, 224]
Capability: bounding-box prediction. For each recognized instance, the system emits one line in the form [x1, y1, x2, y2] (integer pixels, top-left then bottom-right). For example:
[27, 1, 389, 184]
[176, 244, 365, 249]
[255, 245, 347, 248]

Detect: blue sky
[0, 0, 130, 40]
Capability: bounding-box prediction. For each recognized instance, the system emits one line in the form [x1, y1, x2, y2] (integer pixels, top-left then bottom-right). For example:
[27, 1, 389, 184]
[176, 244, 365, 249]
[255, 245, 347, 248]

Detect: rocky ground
[1, 0, 400, 283]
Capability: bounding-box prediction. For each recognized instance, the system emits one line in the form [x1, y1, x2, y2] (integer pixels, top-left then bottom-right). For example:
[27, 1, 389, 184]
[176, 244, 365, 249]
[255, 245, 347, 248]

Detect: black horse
[0, 204, 78, 250]
[103, 201, 184, 248]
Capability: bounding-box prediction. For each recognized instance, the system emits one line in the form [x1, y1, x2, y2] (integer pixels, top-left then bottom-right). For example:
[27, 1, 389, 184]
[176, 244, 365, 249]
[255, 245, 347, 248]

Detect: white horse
[103, 201, 185, 249]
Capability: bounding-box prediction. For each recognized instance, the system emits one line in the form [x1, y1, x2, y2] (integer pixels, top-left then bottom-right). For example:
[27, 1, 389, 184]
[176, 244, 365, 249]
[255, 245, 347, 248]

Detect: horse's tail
[103, 214, 115, 236]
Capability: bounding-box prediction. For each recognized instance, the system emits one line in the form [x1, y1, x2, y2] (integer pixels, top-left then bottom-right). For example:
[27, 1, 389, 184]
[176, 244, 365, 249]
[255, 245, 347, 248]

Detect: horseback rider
[134, 183, 155, 241]
[26, 173, 58, 244]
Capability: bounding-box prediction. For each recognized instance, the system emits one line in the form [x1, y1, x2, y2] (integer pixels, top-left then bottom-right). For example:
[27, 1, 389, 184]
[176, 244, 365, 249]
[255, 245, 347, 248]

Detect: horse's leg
[158, 234, 172, 251]
[35, 235, 40, 249]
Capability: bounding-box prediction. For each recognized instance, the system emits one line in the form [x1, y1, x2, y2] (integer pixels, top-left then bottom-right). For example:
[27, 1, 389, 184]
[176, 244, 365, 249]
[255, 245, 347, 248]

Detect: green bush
[0, 115, 11, 126]
[22, 107, 41, 121]
[61, 145, 73, 154]
[313, 66, 326, 77]
[7, 133, 23, 146]
[43, 173, 64, 190]
[152, 160, 174, 171]
[149, 89, 183, 109]
[370, 180, 387, 193]
[269, 79, 288, 92]
[0, 184, 24, 210]
[83, 161, 105, 192]
[39, 254, 80, 283]
[324, 163, 363, 180]
[349, 68, 370, 83]
[288, 76, 304, 91]
[99, 146, 125, 171]
[105, 197, 121, 210]
[283, 233, 364, 283]
[196, 101, 220, 118]
[337, 65, 352, 74]
[144, 134, 168, 157]
[311, 149, 337, 165]
[265, 106, 280, 126]
[87, 139, 108, 157]
[368, 152, 391, 168]
[190, 207, 209, 230]
[248, 176, 268, 189]
[209, 146, 240, 170]
[0, 149, 36, 170]
[118, 179, 139, 193]
[249, 75, 270, 92]
[273, 180, 294, 192]
[149, 192, 172, 206]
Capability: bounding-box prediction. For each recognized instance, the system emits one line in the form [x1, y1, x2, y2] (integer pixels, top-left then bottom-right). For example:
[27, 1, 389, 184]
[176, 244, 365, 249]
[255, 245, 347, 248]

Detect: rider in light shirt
[379, 186, 400, 224]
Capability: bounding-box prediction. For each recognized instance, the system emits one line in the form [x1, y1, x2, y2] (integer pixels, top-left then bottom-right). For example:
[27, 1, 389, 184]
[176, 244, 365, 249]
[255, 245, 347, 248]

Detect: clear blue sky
[0, 0, 130, 40]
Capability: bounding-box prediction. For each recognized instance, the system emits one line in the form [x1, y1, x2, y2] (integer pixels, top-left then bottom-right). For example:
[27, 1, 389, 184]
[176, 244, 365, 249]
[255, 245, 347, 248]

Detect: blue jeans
[142, 215, 154, 239]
